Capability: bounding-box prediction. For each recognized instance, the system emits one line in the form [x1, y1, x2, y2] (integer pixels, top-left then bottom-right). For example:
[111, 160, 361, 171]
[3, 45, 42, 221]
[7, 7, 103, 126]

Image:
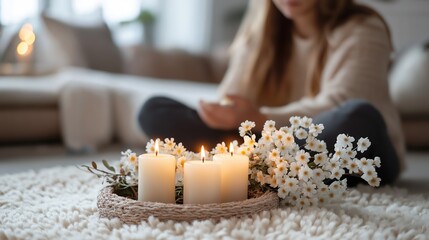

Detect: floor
[0, 144, 428, 194]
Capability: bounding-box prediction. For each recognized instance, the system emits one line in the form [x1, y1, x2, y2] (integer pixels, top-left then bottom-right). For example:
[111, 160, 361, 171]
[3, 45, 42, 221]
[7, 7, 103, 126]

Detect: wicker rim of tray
[97, 186, 279, 223]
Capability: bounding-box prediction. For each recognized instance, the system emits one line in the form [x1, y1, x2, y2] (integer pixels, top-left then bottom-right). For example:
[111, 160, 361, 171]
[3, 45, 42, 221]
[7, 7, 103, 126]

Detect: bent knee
[341, 99, 385, 127]
[138, 97, 169, 133]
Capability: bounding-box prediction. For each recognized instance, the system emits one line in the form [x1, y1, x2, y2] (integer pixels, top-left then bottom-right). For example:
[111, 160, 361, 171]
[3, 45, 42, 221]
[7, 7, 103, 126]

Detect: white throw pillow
[60, 81, 113, 152]
[390, 44, 429, 115]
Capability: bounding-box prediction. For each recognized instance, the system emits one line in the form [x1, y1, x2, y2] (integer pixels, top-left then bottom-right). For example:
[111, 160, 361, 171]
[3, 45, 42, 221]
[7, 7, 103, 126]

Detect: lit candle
[213, 143, 249, 202]
[183, 146, 221, 204]
[138, 139, 176, 203]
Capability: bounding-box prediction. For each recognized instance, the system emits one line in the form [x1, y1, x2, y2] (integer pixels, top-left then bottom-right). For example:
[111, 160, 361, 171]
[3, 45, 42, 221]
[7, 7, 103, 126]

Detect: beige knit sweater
[218, 16, 405, 168]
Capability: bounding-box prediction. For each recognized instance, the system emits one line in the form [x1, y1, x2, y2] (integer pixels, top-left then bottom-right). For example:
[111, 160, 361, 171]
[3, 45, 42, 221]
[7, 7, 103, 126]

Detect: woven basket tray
[97, 187, 279, 223]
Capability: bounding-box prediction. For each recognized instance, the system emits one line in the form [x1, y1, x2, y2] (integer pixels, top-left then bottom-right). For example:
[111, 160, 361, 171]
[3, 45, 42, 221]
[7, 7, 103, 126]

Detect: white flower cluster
[239, 117, 381, 207]
[118, 149, 139, 186]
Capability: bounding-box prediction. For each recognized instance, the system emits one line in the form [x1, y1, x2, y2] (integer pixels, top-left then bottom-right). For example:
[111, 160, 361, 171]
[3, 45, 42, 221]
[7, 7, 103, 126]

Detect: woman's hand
[198, 95, 266, 131]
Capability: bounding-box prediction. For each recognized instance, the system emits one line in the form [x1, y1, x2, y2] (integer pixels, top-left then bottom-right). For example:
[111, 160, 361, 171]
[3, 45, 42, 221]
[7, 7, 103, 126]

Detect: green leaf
[102, 159, 116, 172]
[91, 161, 97, 169]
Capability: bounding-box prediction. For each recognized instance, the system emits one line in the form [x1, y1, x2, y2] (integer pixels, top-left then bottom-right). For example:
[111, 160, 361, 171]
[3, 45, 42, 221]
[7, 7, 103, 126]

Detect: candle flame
[155, 139, 159, 156]
[229, 142, 234, 157]
[201, 145, 205, 163]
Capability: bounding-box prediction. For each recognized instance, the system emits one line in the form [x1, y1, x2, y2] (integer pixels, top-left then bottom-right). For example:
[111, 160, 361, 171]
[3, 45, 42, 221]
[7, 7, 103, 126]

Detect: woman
[139, 0, 405, 185]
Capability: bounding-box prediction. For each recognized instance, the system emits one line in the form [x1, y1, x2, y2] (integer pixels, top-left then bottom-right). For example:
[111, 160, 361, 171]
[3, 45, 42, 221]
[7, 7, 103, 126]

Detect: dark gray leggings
[138, 97, 400, 186]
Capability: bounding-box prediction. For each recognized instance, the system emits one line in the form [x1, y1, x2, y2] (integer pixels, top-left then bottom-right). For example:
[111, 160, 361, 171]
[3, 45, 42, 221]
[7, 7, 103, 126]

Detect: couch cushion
[122, 45, 216, 83]
[42, 15, 123, 73]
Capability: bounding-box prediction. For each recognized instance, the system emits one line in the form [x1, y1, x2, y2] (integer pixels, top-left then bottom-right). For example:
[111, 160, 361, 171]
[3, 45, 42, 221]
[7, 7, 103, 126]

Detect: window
[0, 0, 39, 25]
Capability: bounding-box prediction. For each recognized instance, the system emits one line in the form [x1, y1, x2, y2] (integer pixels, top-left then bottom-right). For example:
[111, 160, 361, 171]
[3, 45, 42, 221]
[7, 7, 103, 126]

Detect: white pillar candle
[138, 140, 176, 203]
[213, 143, 249, 203]
[184, 146, 222, 204]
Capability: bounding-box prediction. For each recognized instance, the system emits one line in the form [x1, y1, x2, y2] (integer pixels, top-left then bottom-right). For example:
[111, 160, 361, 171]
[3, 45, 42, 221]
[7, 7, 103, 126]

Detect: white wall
[359, 0, 429, 52]
[156, 0, 212, 53]
[208, 0, 247, 50]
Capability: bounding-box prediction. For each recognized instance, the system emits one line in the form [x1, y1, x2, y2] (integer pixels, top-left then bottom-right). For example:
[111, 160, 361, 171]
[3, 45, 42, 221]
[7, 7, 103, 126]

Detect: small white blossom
[173, 143, 186, 156]
[361, 166, 377, 182]
[295, 150, 310, 165]
[336, 134, 355, 149]
[312, 168, 326, 182]
[263, 120, 276, 133]
[269, 149, 280, 161]
[374, 156, 381, 168]
[239, 120, 255, 137]
[288, 143, 300, 157]
[260, 131, 273, 145]
[309, 123, 324, 137]
[289, 116, 301, 128]
[305, 137, 317, 151]
[280, 126, 292, 135]
[317, 183, 329, 195]
[256, 171, 266, 184]
[323, 159, 339, 171]
[330, 167, 345, 180]
[357, 158, 373, 171]
[300, 116, 313, 128]
[328, 181, 342, 194]
[213, 142, 228, 154]
[284, 133, 295, 146]
[288, 162, 301, 177]
[297, 197, 311, 208]
[145, 139, 160, 153]
[238, 146, 251, 156]
[357, 137, 371, 153]
[278, 186, 289, 199]
[268, 175, 279, 188]
[314, 153, 328, 166]
[274, 162, 288, 176]
[121, 149, 132, 156]
[295, 128, 308, 140]
[244, 134, 257, 148]
[284, 177, 299, 192]
[302, 182, 317, 197]
[128, 153, 138, 167]
[273, 130, 287, 146]
[347, 159, 360, 174]
[341, 158, 351, 168]
[342, 149, 357, 160]
[368, 177, 381, 187]
[315, 140, 327, 153]
[164, 138, 176, 151]
[176, 156, 187, 169]
[298, 165, 313, 182]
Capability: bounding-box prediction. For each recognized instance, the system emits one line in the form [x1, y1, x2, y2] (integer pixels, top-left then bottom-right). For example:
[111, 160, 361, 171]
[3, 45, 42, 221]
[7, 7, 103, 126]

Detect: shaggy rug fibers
[0, 166, 428, 240]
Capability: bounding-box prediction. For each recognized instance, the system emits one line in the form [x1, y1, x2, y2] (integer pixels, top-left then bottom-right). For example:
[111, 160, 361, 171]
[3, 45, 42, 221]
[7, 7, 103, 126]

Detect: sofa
[0, 15, 428, 151]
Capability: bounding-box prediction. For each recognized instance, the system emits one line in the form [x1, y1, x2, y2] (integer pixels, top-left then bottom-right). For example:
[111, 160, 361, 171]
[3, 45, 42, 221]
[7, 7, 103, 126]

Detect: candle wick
[156, 151, 158, 157]
[202, 157, 205, 163]
[230, 152, 233, 157]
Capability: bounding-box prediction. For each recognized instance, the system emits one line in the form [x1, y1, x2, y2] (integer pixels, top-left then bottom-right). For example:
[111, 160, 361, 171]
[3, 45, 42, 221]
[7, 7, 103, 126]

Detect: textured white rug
[0, 166, 428, 240]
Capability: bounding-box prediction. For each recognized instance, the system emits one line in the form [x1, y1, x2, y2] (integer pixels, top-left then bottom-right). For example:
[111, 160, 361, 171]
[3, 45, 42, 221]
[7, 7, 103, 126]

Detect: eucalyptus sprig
[80, 160, 138, 199]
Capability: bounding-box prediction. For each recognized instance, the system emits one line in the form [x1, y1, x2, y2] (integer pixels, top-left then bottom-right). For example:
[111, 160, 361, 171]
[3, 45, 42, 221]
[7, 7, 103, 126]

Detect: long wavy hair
[231, 0, 391, 106]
